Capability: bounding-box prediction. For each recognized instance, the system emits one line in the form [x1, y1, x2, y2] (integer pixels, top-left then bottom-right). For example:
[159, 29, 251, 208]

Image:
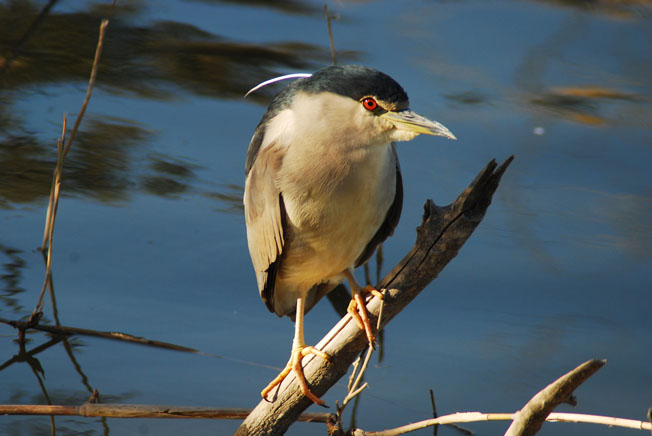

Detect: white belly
[277, 143, 396, 293]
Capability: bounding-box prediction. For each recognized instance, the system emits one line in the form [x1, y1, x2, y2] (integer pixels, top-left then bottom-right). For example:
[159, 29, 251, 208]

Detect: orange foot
[261, 346, 330, 406]
[348, 285, 384, 346]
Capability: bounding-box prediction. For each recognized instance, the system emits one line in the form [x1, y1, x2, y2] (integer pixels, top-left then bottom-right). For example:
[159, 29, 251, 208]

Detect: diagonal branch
[234, 156, 514, 436]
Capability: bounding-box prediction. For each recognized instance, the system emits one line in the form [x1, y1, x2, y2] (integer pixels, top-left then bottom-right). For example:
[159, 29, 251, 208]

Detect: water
[1, 1, 650, 435]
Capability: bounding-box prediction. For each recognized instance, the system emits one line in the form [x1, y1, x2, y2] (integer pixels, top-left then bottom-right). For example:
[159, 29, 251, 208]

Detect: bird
[243, 65, 455, 406]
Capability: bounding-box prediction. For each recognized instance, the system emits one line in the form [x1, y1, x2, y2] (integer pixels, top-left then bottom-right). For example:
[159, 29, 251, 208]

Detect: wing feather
[244, 140, 286, 313]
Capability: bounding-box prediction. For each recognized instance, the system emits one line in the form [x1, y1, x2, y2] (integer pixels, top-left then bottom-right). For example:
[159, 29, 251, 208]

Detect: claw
[347, 286, 384, 346]
[261, 345, 330, 407]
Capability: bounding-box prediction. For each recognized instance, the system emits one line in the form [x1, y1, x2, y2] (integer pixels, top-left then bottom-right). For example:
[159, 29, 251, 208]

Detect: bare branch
[505, 359, 606, 436]
[0, 404, 332, 422]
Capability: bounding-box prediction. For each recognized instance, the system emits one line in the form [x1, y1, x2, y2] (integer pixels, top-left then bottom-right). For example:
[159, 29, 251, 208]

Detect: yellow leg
[261, 297, 330, 406]
[343, 269, 384, 346]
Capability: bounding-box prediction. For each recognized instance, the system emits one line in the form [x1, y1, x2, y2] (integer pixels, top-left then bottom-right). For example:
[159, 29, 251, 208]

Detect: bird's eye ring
[362, 97, 378, 111]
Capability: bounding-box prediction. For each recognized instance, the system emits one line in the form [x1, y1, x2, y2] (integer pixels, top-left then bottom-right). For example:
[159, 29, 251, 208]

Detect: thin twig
[32, 119, 66, 321]
[33, 18, 109, 324]
[62, 19, 108, 159]
[429, 389, 438, 436]
[324, 4, 337, 66]
[0, 317, 202, 354]
[347, 355, 362, 392]
[343, 346, 373, 407]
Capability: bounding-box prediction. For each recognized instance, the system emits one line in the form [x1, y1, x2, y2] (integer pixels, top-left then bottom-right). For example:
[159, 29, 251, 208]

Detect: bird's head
[244, 65, 456, 174]
[278, 65, 456, 147]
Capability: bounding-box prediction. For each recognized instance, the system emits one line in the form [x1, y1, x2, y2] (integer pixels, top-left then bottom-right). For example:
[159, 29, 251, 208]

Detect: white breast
[278, 141, 396, 289]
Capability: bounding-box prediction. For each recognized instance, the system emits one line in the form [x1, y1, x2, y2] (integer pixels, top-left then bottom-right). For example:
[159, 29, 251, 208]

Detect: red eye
[362, 97, 378, 111]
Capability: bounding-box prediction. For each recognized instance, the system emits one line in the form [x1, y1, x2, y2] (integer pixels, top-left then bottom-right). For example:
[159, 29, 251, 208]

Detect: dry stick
[31, 120, 65, 322]
[41, 17, 108, 249]
[505, 359, 606, 436]
[234, 157, 514, 436]
[352, 359, 620, 436]
[32, 19, 109, 322]
[429, 389, 438, 436]
[324, 4, 337, 66]
[0, 317, 201, 354]
[0, 404, 332, 423]
[343, 297, 383, 407]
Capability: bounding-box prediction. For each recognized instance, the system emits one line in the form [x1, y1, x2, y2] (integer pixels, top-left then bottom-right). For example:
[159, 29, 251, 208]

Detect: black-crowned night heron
[244, 65, 455, 406]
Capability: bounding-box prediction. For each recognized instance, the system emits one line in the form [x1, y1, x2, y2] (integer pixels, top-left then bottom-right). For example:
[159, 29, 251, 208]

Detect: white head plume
[244, 73, 313, 97]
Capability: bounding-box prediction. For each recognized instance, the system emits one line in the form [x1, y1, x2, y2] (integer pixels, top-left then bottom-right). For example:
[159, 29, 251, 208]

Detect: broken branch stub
[505, 359, 606, 436]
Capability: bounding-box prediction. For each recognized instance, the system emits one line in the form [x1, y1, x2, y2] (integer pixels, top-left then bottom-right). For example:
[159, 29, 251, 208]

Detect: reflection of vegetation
[204, 183, 244, 214]
[189, 0, 320, 15]
[0, 1, 333, 102]
[0, 119, 151, 205]
[0, 244, 25, 314]
[531, 86, 642, 125]
[444, 90, 488, 107]
[0, 0, 355, 207]
[535, 0, 652, 19]
[142, 155, 198, 197]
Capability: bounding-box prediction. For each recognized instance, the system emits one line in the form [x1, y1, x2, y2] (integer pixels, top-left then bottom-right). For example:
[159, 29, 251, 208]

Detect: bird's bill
[381, 109, 456, 140]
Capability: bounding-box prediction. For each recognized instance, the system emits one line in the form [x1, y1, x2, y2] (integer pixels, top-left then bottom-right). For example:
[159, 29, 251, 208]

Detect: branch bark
[0, 404, 331, 422]
[505, 359, 606, 436]
[235, 156, 514, 436]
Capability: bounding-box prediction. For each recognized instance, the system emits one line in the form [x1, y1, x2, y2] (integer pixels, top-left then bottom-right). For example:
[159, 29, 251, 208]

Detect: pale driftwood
[505, 359, 606, 436]
[234, 157, 514, 436]
[351, 411, 652, 436]
[0, 404, 331, 422]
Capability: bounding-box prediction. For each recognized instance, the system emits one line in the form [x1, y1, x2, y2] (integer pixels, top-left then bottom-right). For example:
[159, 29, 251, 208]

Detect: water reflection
[0, 119, 151, 205]
[0, 0, 333, 104]
[190, 0, 320, 15]
[0, 245, 26, 315]
[0, 0, 354, 208]
[534, 0, 652, 19]
[531, 86, 643, 126]
[142, 154, 198, 197]
[204, 183, 244, 214]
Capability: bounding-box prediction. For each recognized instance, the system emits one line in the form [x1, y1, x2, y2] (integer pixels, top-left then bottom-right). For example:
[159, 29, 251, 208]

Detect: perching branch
[234, 156, 514, 436]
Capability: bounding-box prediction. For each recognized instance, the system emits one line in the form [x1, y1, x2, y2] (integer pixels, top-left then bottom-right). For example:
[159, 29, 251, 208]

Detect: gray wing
[244, 135, 286, 314]
[354, 143, 403, 267]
